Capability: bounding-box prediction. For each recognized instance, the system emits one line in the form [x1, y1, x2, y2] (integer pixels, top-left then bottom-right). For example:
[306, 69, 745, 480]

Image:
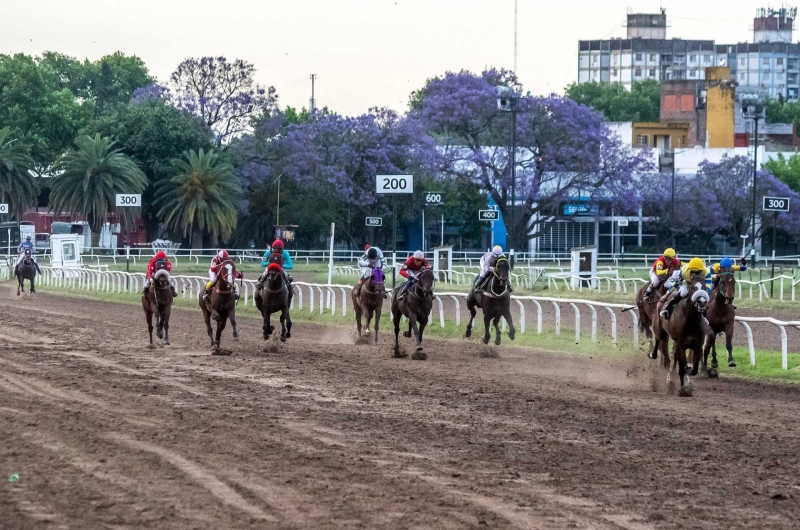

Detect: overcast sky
[4, 1, 764, 115]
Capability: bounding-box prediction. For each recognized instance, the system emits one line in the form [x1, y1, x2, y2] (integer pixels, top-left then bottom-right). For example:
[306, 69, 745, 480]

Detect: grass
[15, 278, 800, 383]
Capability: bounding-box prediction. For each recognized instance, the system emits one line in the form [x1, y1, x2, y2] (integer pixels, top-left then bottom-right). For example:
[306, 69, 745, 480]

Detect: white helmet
[492, 245, 503, 256]
[413, 250, 424, 259]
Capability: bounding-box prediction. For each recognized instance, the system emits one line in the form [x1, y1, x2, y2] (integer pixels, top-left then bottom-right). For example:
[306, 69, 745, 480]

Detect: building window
[680, 135, 687, 147]
[635, 53, 643, 61]
[689, 69, 695, 78]
[740, 72, 746, 80]
[612, 68, 617, 76]
[763, 57, 770, 65]
[636, 135, 648, 147]
[591, 55, 597, 64]
[704, 55, 712, 64]
[649, 54, 656, 61]
[778, 57, 785, 66]
[649, 68, 656, 77]
[689, 54, 696, 62]
[740, 57, 746, 66]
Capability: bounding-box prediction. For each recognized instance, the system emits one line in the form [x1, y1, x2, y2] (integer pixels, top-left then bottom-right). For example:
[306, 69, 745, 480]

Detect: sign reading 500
[376, 174, 413, 194]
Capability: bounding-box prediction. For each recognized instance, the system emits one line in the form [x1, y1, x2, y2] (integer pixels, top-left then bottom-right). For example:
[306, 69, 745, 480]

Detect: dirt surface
[2, 286, 800, 529]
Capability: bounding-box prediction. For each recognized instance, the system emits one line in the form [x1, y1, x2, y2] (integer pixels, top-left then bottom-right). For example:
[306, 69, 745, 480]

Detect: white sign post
[0, 203, 8, 214]
[376, 175, 414, 254]
[327, 223, 335, 286]
[115, 194, 141, 207]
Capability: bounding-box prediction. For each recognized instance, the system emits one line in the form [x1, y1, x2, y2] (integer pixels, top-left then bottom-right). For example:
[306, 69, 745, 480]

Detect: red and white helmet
[272, 239, 284, 250]
[154, 250, 167, 260]
[217, 250, 229, 260]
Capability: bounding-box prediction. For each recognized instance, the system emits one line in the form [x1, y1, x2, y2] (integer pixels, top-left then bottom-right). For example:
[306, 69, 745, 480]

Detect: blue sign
[563, 203, 598, 216]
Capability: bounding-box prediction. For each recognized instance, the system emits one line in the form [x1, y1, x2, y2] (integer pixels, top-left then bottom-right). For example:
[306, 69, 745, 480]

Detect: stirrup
[660, 309, 670, 319]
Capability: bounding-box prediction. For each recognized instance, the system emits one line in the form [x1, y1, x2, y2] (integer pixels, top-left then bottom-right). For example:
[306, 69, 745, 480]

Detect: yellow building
[705, 66, 735, 148]
[631, 122, 690, 153]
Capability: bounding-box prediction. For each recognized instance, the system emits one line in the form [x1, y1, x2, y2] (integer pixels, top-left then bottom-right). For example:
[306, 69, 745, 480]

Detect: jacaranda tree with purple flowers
[413, 69, 653, 250]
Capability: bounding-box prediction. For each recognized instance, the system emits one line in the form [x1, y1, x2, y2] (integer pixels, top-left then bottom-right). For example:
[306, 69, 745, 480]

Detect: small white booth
[570, 246, 597, 289]
[433, 246, 453, 281]
[50, 234, 83, 277]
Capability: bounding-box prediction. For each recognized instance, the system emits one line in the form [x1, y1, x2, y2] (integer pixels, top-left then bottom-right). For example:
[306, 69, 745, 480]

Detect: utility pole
[741, 93, 764, 268]
[514, 0, 518, 74]
[310, 74, 317, 117]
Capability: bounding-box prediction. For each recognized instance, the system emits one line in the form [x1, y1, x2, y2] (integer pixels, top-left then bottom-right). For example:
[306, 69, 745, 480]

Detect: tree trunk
[191, 226, 203, 250]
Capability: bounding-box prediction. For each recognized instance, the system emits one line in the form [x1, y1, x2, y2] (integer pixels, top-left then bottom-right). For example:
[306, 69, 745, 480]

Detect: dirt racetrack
[2, 286, 800, 529]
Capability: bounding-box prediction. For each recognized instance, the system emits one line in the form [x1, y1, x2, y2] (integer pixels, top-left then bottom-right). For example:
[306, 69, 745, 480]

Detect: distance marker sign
[365, 217, 383, 227]
[479, 209, 499, 221]
[116, 194, 142, 207]
[0, 204, 8, 214]
[762, 196, 790, 212]
[376, 175, 413, 194]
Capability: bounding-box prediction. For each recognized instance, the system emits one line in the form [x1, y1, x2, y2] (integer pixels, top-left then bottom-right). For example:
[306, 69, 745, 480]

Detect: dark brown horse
[465, 258, 516, 345]
[353, 268, 385, 343]
[199, 260, 240, 355]
[391, 268, 434, 359]
[142, 262, 174, 346]
[16, 248, 36, 296]
[651, 276, 710, 395]
[635, 279, 668, 352]
[702, 271, 738, 375]
[254, 264, 293, 342]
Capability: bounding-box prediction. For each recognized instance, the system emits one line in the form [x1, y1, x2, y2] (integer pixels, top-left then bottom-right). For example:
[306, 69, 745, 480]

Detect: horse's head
[152, 267, 171, 289]
[416, 268, 435, 298]
[266, 262, 283, 284]
[718, 271, 736, 305]
[370, 268, 385, 287]
[23, 248, 31, 262]
[493, 258, 510, 284]
[220, 261, 235, 287]
[690, 285, 710, 313]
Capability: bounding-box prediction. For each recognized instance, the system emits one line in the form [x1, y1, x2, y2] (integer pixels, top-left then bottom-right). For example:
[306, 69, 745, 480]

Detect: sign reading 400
[376, 174, 413, 194]
[116, 194, 142, 207]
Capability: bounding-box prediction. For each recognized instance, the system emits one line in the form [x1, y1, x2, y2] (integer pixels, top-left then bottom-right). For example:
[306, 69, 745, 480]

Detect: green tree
[0, 127, 38, 218]
[155, 149, 241, 247]
[85, 98, 214, 236]
[763, 151, 800, 192]
[0, 53, 94, 169]
[565, 80, 660, 122]
[50, 134, 147, 231]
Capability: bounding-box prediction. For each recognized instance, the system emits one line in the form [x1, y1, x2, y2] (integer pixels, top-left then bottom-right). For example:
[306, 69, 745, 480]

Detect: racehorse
[702, 271, 738, 375]
[651, 275, 710, 395]
[465, 258, 516, 345]
[254, 263, 293, 342]
[199, 260, 239, 355]
[141, 261, 174, 346]
[635, 280, 668, 352]
[16, 248, 36, 296]
[391, 268, 434, 359]
[352, 268, 385, 343]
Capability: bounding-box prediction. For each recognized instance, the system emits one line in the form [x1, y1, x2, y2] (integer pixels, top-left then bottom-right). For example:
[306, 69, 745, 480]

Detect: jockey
[14, 235, 41, 276]
[142, 250, 178, 297]
[474, 245, 512, 292]
[711, 256, 747, 277]
[397, 250, 431, 301]
[260, 239, 293, 286]
[644, 248, 680, 300]
[203, 250, 243, 302]
[355, 246, 386, 298]
[659, 257, 711, 320]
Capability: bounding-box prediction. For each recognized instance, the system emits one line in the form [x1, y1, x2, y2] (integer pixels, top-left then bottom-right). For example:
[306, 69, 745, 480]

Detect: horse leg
[155, 307, 163, 340]
[690, 345, 701, 377]
[214, 316, 227, 353]
[391, 305, 405, 358]
[29, 275, 35, 294]
[162, 305, 171, 346]
[492, 316, 502, 346]
[203, 308, 214, 346]
[702, 335, 713, 374]
[279, 312, 287, 342]
[482, 312, 492, 345]
[725, 323, 736, 367]
[145, 309, 154, 346]
[502, 307, 516, 341]
[354, 304, 363, 338]
[365, 307, 373, 336]
[465, 298, 476, 338]
[284, 306, 292, 340]
[17, 276, 21, 296]
[263, 311, 272, 340]
[403, 319, 412, 338]
[373, 307, 380, 344]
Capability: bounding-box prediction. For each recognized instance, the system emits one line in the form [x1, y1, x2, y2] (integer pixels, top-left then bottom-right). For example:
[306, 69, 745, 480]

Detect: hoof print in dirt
[707, 368, 719, 379]
[479, 347, 500, 359]
[412, 349, 427, 361]
[678, 385, 694, 397]
[392, 346, 408, 359]
[212, 349, 232, 356]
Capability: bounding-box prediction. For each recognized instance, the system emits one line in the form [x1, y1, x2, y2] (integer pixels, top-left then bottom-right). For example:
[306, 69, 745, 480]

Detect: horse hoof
[679, 385, 694, 397]
[280, 336, 286, 343]
[164, 340, 170, 346]
[393, 349, 408, 359]
[233, 332, 238, 339]
[156, 332, 163, 340]
[509, 333, 515, 341]
[285, 332, 291, 339]
[412, 350, 427, 361]
[465, 329, 472, 338]
[711, 360, 719, 369]
[728, 361, 737, 368]
[648, 352, 658, 360]
[403, 331, 411, 338]
[707, 368, 718, 379]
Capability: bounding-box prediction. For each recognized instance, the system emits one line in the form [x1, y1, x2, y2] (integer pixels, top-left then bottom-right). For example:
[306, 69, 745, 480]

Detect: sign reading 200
[375, 175, 413, 194]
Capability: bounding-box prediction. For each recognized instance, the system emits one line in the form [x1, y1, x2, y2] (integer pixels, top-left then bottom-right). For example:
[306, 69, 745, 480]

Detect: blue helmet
[720, 257, 733, 269]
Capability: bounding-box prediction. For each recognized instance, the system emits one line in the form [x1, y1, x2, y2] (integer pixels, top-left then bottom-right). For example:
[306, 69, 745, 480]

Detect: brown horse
[353, 268, 385, 343]
[465, 258, 516, 345]
[142, 262, 174, 346]
[391, 268, 434, 359]
[651, 276, 710, 395]
[635, 280, 668, 352]
[702, 271, 738, 376]
[199, 260, 240, 355]
[16, 248, 37, 296]
[254, 264, 293, 342]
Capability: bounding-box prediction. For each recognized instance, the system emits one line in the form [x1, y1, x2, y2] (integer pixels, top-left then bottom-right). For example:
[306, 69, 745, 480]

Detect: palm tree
[0, 127, 38, 219]
[50, 134, 147, 231]
[155, 149, 241, 248]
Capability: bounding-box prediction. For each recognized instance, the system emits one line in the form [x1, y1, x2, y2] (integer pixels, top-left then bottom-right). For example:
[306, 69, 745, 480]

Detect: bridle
[717, 270, 736, 305]
[215, 261, 235, 294]
[485, 258, 510, 297]
[265, 269, 286, 293]
[410, 269, 435, 299]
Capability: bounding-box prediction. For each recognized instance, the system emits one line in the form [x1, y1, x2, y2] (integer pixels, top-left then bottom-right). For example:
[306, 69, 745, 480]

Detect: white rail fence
[13, 266, 797, 369]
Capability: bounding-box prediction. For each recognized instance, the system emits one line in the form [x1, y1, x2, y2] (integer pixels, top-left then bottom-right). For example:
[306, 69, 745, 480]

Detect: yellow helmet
[688, 257, 705, 271]
[663, 248, 676, 258]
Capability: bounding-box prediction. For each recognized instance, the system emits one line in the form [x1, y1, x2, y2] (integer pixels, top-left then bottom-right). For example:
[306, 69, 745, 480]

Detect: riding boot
[644, 286, 653, 301]
[171, 286, 178, 298]
[509, 284, 514, 293]
[354, 281, 363, 296]
[13, 264, 18, 278]
[660, 294, 682, 319]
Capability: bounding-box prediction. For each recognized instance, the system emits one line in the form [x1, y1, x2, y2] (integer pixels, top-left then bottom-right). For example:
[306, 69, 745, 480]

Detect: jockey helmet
[272, 239, 284, 250]
[491, 245, 503, 256]
[217, 250, 229, 260]
[688, 257, 705, 271]
[367, 247, 378, 259]
[364, 244, 371, 250]
[155, 250, 167, 260]
[413, 250, 424, 259]
[720, 257, 733, 269]
[25, 235, 31, 241]
[663, 248, 676, 258]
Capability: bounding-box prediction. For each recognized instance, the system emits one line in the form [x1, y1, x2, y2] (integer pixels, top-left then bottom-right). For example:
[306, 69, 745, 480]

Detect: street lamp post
[497, 87, 521, 259]
[741, 94, 765, 268]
